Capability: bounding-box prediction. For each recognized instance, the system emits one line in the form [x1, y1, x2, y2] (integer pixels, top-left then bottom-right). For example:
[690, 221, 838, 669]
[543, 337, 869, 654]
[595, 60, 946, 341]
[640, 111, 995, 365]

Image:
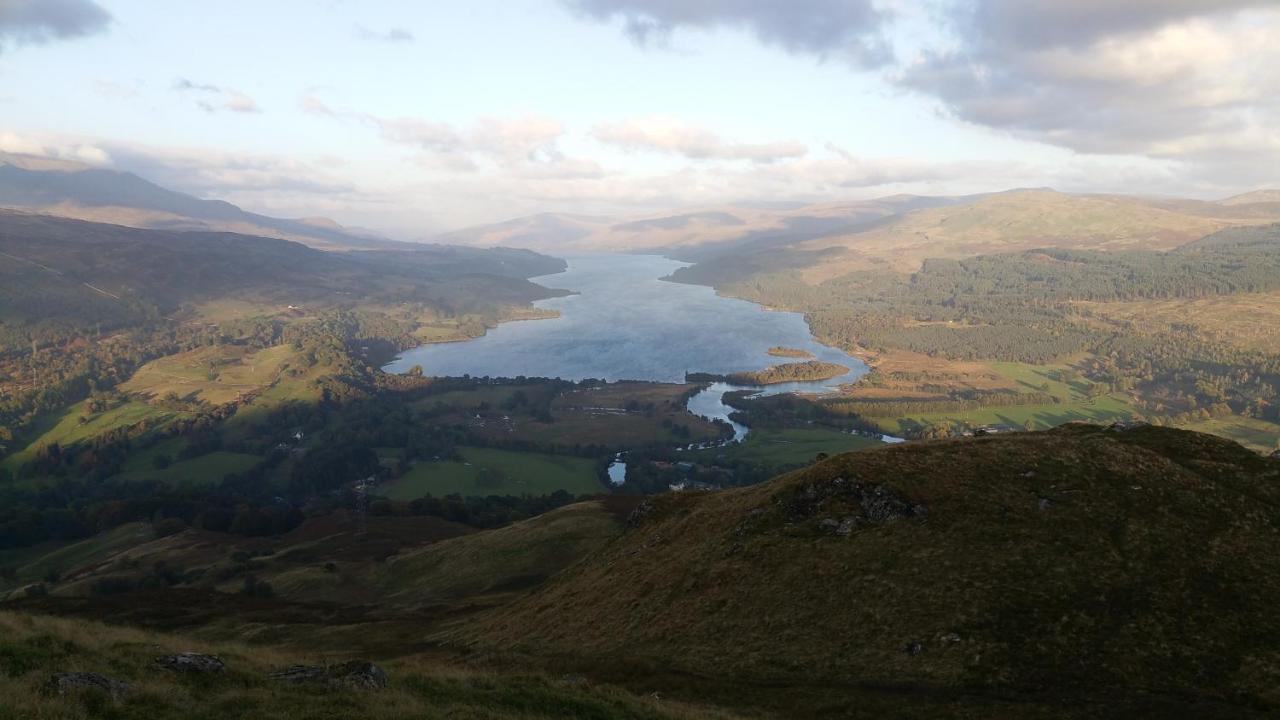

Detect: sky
[1, 0, 1278, 237]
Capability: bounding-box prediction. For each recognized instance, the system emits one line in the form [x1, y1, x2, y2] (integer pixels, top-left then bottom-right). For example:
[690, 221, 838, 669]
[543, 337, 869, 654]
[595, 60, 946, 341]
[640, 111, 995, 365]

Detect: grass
[868, 393, 1139, 435]
[1177, 415, 1280, 454]
[122, 345, 299, 406]
[1075, 291, 1280, 354]
[461, 425, 1280, 718]
[0, 524, 155, 594]
[378, 447, 602, 500]
[0, 611, 735, 720]
[2, 401, 178, 475]
[691, 428, 882, 469]
[860, 360, 1138, 435]
[116, 451, 263, 488]
[374, 501, 625, 605]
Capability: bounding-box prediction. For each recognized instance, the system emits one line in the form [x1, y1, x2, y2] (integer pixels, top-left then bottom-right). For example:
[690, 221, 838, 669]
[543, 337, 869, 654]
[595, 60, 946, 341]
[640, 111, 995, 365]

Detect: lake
[384, 254, 869, 434]
[385, 254, 866, 382]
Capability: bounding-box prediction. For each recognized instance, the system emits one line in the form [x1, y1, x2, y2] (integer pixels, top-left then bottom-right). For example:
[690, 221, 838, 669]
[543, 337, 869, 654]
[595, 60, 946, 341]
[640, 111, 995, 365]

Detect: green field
[117, 450, 263, 487]
[692, 428, 883, 469]
[869, 394, 1139, 436]
[863, 360, 1141, 436]
[378, 447, 602, 500]
[1, 400, 179, 475]
[123, 344, 299, 405]
[1178, 416, 1280, 453]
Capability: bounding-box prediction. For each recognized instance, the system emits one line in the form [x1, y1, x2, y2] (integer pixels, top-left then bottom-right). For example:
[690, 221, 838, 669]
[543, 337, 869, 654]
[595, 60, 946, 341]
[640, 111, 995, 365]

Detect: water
[385, 254, 873, 451]
[386, 254, 867, 384]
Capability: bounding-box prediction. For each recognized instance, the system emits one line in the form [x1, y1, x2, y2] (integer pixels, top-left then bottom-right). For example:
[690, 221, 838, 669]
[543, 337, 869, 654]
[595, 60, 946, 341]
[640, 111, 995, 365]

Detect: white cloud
[354, 24, 414, 43]
[594, 116, 807, 163]
[173, 78, 262, 114]
[563, 0, 890, 66]
[0, 130, 111, 164]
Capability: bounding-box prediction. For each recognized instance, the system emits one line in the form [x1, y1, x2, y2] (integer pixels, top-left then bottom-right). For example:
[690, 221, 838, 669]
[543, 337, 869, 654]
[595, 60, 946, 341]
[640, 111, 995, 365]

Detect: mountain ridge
[0, 154, 404, 252]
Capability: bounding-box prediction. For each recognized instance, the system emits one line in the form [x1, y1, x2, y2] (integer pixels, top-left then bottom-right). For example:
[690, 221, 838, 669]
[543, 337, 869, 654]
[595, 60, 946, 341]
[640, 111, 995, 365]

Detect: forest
[708, 225, 1280, 433]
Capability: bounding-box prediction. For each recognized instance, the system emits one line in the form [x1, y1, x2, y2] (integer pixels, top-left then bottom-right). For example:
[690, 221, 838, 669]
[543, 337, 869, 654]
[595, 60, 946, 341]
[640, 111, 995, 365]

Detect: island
[688, 360, 850, 386]
[766, 346, 814, 359]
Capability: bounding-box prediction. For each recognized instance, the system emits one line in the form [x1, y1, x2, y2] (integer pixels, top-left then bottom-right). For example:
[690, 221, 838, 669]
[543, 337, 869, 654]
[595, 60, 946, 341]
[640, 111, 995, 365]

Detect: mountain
[457, 424, 1280, 716]
[1219, 189, 1280, 207]
[0, 211, 566, 345]
[427, 212, 614, 252]
[432, 188, 1280, 283]
[0, 153, 402, 251]
[425, 195, 969, 255]
[658, 188, 1280, 286]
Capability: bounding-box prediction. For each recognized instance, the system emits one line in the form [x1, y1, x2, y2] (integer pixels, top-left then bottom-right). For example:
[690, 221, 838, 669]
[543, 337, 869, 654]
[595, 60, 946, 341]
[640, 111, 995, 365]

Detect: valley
[3, 158, 1280, 719]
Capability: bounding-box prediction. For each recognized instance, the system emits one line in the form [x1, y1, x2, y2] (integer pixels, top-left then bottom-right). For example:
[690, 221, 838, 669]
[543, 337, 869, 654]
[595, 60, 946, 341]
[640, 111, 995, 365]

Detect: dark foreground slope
[461, 425, 1280, 716]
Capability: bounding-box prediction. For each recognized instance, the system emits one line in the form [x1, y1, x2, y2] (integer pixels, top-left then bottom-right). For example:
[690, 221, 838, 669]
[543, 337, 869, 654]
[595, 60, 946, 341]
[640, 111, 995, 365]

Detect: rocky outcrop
[626, 500, 655, 528]
[269, 661, 389, 690]
[154, 652, 226, 674]
[43, 671, 130, 697]
[772, 477, 924, 537]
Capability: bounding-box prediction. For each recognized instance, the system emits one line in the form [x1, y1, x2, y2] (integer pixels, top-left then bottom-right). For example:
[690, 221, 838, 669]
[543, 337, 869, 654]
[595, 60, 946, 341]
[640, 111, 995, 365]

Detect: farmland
[378, 447, 603, 500]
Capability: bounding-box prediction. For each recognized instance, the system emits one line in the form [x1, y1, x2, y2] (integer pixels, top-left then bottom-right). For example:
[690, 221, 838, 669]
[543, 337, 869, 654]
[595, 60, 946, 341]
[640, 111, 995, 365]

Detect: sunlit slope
[796, 189, 1280, 277]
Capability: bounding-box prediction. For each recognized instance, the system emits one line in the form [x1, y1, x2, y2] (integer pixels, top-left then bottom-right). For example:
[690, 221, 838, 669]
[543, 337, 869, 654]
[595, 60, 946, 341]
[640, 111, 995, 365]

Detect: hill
[428, 189, 1280, 277]
[0, 153, 402, 251]
[458, 424, 1280, 716]
[0, 211, 565, 341]
[0, 611, 732, 719]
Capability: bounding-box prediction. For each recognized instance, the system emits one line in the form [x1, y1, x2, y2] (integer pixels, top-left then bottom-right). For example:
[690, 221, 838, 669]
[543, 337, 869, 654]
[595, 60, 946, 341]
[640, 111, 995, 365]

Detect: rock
[44, 671, 130, 697]
[904, 641, 924, 656]
[835, 517, 858, 536]
[819, 518, 840, 534]
[940, 632, 962, 645]
[1037, 497, 1054, 511]
[269, 661, 389, 690]
[154, 652, 226, 674]
[860, 485, 914, 523]
[1108, 421, 1149, 432]
[627, 501, 655, 528]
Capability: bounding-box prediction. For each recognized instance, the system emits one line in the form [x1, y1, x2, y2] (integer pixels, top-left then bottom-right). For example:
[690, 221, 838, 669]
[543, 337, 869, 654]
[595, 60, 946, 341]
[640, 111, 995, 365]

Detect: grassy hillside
[459, 425, 1280, 716]
[0, 611, 733, 720]
[0, 211, 565, 338]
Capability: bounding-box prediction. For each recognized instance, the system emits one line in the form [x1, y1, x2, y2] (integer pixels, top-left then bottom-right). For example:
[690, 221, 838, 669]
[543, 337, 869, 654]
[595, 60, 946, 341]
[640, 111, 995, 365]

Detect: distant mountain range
[0, 153, 401, 251]
[427, 187, 1280, 281]
[8, 150, 1279, 279]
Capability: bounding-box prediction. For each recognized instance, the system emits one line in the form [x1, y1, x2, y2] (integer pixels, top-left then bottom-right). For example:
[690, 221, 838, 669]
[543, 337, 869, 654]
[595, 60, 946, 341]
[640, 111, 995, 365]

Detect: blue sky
[1, 0, 1277, 236]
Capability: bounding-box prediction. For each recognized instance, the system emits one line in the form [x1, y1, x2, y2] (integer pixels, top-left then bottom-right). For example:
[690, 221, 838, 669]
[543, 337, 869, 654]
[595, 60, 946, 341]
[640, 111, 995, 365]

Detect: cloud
[173, 77, 262, 114]
[355, 24, 414, 43]
[594, 116, 807, 163]
[0, 0, 110, 52]
[563, 0, 891, 66]
[303, 94, 603, 179]
[0, 129, 111, 165]
[896, 3, 1280, 167]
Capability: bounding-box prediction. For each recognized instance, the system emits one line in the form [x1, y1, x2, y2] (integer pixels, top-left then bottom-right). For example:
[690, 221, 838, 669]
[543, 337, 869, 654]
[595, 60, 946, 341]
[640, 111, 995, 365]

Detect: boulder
[154, 652, 226, 674]
[44, 671, 130, 697]
[269, 661, 389, 690]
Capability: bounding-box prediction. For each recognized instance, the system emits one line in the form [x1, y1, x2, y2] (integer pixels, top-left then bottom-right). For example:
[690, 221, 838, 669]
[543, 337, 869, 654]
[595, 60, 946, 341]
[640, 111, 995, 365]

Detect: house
[973, 424, 1018, 436]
